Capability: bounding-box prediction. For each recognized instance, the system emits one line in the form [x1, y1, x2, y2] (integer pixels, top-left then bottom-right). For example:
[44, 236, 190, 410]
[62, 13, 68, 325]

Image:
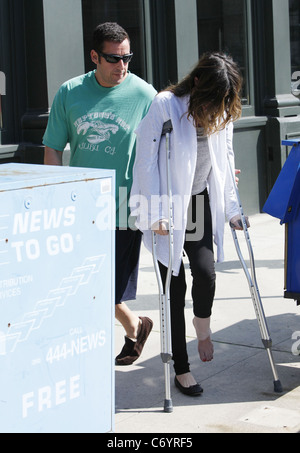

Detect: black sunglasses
[98, 52, 133, 64]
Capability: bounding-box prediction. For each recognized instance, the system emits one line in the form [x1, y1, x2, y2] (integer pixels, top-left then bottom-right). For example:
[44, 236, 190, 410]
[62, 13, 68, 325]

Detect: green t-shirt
[43, 70, 156, 227]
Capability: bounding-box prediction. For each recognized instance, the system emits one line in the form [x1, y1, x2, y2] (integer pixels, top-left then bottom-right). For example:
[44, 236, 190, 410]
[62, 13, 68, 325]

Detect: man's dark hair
[92, 22, 130, 53]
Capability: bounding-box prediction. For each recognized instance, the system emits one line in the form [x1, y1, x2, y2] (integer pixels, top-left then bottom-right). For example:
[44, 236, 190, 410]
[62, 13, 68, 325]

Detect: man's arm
[44, 146, 63, 166]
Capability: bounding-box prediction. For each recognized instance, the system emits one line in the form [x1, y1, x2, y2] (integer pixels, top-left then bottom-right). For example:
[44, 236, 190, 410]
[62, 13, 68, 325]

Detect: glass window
[0, 71, 5, 130]
[0, 95, 2, 130]
[196, 0, 249, 105]
[289, 0, 300, 98]
[147, 0, 177, 91]
[81, 0, 147, 81]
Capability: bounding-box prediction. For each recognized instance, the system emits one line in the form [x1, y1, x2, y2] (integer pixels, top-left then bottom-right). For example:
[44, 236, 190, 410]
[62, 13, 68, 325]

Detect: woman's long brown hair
[165, 52, 243, 135]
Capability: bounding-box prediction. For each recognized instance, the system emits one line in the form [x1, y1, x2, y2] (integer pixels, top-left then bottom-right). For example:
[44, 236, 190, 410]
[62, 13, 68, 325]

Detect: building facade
[0, 0, 299, 214]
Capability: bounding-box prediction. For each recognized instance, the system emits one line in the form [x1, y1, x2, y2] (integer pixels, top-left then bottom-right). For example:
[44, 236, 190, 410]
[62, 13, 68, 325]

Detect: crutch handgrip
[162, 120, 173, 135]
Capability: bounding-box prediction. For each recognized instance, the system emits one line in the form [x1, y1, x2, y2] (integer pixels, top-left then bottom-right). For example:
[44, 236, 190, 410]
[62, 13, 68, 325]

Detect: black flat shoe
[174, 376, 203, 396]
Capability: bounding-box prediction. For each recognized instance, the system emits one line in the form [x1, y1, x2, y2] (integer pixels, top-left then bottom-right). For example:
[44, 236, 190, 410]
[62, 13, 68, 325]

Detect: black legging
[158, 189, 216, 375]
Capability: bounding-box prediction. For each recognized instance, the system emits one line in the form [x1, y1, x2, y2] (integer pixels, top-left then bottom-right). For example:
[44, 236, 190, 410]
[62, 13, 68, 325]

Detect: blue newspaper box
[263, 139, 300, 304]
[0, 163, 115, 433]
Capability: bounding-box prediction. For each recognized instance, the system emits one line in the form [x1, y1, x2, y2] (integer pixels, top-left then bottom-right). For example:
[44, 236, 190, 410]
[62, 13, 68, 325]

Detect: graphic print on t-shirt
[77, 119, 119, 145]
[74, 112, 131, 153]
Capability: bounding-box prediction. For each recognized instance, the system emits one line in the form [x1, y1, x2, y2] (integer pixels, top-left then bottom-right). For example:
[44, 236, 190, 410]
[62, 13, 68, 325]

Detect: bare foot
[198, 336, 214, 362]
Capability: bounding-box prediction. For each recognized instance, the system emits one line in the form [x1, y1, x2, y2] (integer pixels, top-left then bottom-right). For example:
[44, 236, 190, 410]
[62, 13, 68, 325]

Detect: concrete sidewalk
[114, 214, 300, 434]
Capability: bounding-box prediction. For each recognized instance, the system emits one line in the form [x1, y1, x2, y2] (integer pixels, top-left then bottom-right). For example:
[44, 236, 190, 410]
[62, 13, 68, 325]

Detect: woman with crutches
[130, 52, 249, 397]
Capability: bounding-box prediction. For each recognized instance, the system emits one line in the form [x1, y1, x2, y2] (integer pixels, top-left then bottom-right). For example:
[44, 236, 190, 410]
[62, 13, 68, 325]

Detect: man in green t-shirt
[43, 22, 156, 365]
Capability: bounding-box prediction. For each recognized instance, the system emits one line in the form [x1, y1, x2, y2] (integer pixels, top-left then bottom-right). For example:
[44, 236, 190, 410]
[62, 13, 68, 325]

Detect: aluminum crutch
[227, 155, 283, 393]
[152, 120, 174, 413]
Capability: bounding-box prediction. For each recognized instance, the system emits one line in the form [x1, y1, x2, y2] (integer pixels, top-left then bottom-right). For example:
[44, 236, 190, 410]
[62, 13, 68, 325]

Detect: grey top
[191, 128, 212, 195]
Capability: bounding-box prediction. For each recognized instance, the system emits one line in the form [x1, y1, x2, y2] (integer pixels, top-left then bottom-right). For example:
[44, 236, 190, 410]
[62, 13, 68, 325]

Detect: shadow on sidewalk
[115, 313, 300, 413]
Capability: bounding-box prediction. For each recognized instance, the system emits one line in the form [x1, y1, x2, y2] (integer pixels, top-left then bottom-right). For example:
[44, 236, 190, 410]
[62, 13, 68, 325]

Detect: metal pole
[227, 155, 282, 393]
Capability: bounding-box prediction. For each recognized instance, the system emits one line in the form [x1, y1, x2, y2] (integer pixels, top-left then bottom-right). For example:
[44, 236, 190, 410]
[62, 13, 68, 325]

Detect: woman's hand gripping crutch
[152, 120, 174, 413]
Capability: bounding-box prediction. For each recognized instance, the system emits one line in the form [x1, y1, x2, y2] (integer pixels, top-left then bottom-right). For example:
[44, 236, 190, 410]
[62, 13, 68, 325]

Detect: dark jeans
[158, 189, 216, 375]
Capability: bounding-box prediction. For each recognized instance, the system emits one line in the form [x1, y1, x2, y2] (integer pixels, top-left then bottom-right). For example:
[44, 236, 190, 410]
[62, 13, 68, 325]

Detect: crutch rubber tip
[274, 380, 283, 393]
[164, 399, 173, 413]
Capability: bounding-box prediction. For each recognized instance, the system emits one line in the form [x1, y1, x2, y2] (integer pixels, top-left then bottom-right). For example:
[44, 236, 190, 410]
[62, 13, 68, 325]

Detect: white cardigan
[130, 91, 240, 275]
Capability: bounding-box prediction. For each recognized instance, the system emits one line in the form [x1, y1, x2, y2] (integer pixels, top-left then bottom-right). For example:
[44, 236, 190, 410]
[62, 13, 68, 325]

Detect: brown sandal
[115, 317, 153, 365]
